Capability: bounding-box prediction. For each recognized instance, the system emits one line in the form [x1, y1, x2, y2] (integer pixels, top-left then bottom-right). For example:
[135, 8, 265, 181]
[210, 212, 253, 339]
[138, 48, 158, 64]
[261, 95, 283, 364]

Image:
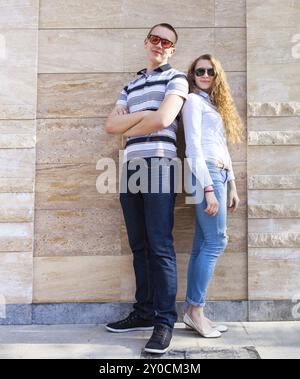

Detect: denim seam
[185, 296, 205, 307]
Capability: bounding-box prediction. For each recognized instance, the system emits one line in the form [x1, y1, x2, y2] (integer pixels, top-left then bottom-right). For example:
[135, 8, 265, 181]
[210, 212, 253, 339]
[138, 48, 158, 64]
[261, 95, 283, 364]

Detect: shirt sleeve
[182, 94, 213, 188]
[116, 86, 128, 108]
[165, 74, 189, 99]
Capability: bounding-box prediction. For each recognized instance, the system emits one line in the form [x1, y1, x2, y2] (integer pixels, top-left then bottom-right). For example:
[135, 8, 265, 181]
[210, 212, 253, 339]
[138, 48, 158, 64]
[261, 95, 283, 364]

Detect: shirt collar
[199, 90, 210, 99]
[137, 63, 172, 75]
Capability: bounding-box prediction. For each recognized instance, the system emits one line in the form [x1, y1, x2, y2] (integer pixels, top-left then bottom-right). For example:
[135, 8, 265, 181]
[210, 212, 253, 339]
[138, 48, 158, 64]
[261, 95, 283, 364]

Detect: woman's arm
[227, 179, 240, 212]
[182, 94, 213, 189]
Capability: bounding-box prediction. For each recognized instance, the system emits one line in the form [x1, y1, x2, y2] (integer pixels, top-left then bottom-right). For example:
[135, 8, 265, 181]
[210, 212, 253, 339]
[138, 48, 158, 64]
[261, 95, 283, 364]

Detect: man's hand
[111, 105, 128, 116]
[123, 94, 185, 137]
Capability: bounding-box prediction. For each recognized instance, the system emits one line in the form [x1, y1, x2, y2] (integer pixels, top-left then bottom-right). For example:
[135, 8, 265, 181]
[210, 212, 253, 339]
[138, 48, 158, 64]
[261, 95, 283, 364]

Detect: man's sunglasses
[147, 34, 175, 49]
[195, 67, 215, 77]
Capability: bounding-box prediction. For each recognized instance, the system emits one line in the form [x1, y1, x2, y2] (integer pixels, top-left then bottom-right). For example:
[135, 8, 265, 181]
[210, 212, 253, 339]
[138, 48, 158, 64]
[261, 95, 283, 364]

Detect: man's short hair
[147, 23, 178, 44]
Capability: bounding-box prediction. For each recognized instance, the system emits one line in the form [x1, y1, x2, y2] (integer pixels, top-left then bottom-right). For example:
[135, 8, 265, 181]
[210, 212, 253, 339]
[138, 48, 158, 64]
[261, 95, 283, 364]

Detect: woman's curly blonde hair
[187, 54, 244, 144]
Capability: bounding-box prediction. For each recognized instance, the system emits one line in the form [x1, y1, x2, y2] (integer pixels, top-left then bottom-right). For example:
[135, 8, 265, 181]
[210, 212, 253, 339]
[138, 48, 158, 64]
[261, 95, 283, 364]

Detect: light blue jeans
[185, 161, 229, 307]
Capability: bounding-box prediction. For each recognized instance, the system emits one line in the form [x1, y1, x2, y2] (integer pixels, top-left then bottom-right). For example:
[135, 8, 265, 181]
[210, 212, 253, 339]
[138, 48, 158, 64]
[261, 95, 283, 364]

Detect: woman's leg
[185, 166, 228, 333]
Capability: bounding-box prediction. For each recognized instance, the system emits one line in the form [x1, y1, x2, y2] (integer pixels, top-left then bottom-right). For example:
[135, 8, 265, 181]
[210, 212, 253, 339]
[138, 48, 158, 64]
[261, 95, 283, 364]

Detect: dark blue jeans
[119, 157, 178, 328]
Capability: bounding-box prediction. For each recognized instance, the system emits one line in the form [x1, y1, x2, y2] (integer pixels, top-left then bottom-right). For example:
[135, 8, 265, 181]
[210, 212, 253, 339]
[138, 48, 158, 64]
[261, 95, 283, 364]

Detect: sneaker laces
[119, 313, 138, 325]
[151, 325, 169, 342]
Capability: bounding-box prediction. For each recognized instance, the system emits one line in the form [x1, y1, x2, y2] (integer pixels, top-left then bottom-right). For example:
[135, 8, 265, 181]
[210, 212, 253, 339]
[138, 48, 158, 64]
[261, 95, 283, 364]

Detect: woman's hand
[227, 180, 240, 213]
[204, 192, 219, 216]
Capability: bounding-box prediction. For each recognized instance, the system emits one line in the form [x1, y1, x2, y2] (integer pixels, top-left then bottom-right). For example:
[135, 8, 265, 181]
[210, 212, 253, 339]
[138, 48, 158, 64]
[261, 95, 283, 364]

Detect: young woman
[182, 54, 244, 338]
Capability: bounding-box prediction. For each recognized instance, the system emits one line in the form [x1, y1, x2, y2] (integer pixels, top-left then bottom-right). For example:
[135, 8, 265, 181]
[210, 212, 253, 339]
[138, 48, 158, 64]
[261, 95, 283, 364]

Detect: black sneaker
[144, 324, 173, 354]
[105, 312, 154, 333]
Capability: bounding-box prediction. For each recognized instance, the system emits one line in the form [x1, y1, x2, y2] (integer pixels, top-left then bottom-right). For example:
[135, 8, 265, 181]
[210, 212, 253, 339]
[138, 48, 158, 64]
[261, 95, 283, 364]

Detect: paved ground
[0, 322, 299, 359]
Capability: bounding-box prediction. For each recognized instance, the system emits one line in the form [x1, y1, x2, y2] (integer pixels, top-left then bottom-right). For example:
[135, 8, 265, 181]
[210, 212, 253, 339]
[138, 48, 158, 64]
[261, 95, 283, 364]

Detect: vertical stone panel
[247, 0, 300, 301]
[0, 1, 38, 305]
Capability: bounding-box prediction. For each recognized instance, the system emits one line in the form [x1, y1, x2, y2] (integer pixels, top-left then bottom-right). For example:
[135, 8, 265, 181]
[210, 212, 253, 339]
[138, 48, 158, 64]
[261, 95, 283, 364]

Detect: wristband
[204, 185, 214, 192]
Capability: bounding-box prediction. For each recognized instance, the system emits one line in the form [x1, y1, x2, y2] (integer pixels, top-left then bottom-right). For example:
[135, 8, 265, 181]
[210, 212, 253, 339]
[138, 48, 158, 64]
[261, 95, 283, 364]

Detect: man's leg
[106, 162, 155, 332]
[120, 189, 155, 321]
[143, 158, 178, 328]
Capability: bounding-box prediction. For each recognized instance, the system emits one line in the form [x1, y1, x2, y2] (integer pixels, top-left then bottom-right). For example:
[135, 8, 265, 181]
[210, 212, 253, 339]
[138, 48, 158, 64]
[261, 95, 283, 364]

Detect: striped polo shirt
[116, 63, 188, 161]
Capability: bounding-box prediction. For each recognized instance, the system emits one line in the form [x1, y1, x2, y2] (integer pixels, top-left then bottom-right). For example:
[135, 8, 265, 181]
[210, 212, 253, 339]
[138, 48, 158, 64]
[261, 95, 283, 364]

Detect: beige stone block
[248, 102, 300, 116]
[249, 204, 300, 219]
[38, 27, 246, 74]
[37, 118, 121, 164]
[38, 29, 123, 73]
[0, 252, 33, 304]
[248, 232, 300, 248]
[248, 27, 299, 65]
[248, 248, 300, 300]
[0, 178, 34, 193]
[37, 73, 135, 118]
[248, 60, 300, 103]
[226, 72, 247, 119]
[249, 216, 300, 248]
[119, 252, 247, 302]
[0, 223, 33, 252]
[214, 28, 246, 71]
[39, 0, 215, 28]
[0, 0, 38, 28]
[35, 163, 119, 210]
[0, 29, 38, 119]
[33, 256, 122, 302]
[0, 149, 35, 180]
[0, 120, 36, 148]
[0, 193, 34, 222]
[249, 189, 300, 204]
[227, 210, 247, 253]
[248, 117, 300, 132]
[215, 0, 246, 27]
[247, 0, 300, 29]
[248, 218, 300, 234]
[248, 131, 300, 145]
[228, 141, 247, 162]
[176, 253, 247, 301]
[34, 209, 121, 257]
[37, 72, 246, 119]
[248, 146, 300, 176]
[248, 175, 300, 190]
[39, 29, 214, 73]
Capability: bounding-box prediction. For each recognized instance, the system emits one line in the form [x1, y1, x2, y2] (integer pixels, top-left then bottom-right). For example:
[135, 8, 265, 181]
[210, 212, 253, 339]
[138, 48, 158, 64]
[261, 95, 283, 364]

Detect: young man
[105, 23, 188, 354]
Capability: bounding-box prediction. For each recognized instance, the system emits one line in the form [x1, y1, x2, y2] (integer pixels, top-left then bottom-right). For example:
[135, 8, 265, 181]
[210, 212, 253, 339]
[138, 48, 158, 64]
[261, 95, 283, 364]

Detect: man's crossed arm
[105, 94, 185, 137]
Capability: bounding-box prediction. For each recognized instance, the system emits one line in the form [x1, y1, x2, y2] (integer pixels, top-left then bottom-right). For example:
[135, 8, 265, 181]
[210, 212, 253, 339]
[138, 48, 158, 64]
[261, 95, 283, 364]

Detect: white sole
[144, 346, 170, 354]
[105, 325, 154, 333]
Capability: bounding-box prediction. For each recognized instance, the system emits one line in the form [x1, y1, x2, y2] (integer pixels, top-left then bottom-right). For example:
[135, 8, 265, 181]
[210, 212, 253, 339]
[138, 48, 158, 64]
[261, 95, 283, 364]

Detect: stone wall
[247, 0, 300, 307]
[0, 0, 299, 323]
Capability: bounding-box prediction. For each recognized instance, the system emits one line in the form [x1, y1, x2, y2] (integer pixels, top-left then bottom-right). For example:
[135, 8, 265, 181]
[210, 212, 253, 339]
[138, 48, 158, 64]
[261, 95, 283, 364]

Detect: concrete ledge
[1, 300, 299, 325]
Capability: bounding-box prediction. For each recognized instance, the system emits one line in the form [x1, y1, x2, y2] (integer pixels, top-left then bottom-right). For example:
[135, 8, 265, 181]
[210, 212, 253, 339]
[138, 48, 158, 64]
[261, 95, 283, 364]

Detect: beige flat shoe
[183, 313, 221, 338]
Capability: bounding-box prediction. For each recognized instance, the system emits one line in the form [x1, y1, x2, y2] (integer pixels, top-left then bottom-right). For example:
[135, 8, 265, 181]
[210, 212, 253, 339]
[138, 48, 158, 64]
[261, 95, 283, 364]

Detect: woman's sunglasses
[147, 34, 175, 49]
[195, 67, 215, 77]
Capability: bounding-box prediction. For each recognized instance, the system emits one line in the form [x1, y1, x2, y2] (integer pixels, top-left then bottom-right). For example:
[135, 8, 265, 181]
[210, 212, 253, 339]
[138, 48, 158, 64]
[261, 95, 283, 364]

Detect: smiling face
[194, 59, 215, 93]
[144, 26, 176, 67]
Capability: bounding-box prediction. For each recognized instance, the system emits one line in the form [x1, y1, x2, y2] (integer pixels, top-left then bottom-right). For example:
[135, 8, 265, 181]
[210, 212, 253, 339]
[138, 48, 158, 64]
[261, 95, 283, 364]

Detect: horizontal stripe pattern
[116, 64, 188, 160]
